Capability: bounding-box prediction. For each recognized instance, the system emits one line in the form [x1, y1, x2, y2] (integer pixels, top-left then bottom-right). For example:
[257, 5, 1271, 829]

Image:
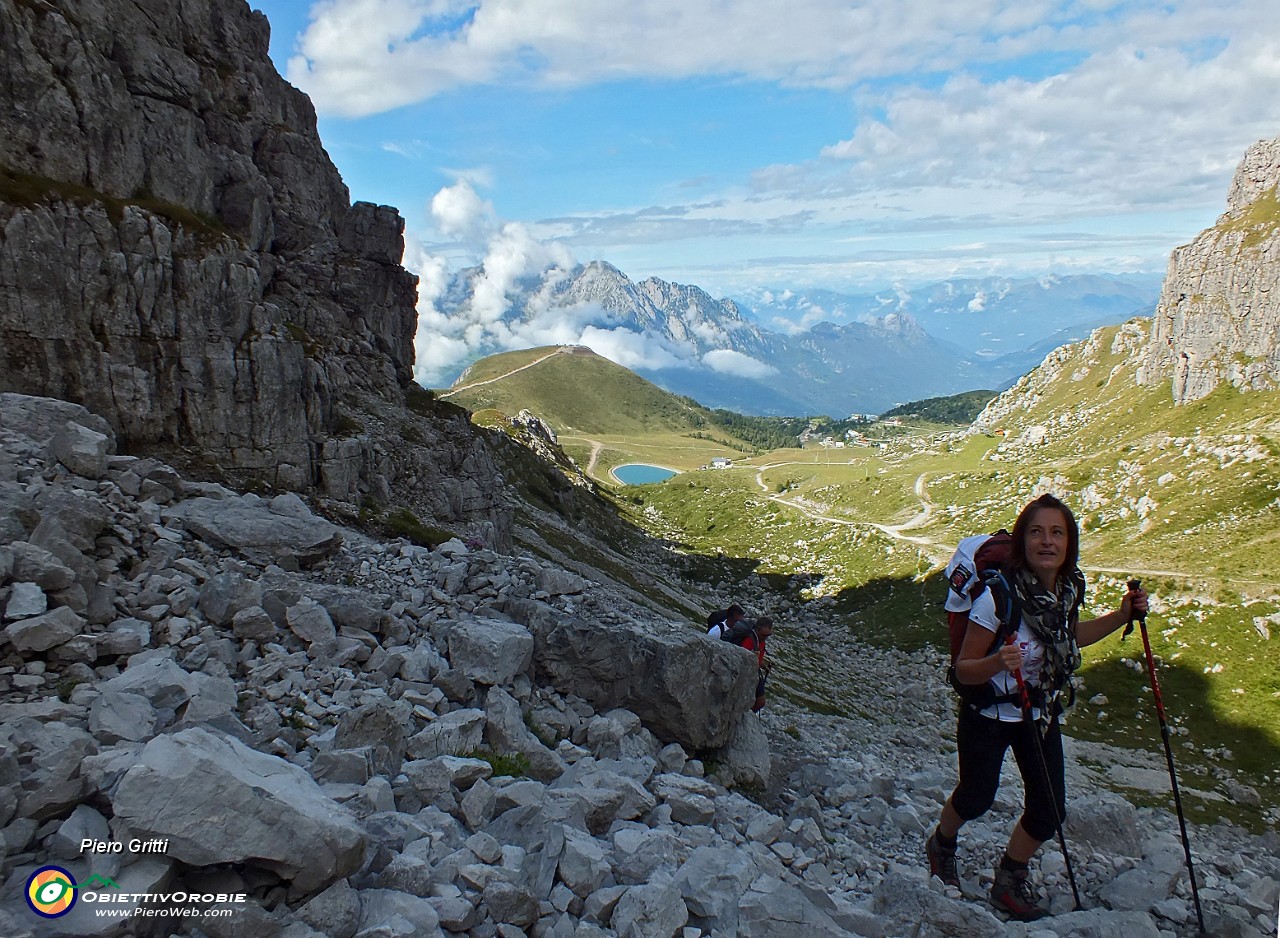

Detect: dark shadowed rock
[529, 615, 755, 750]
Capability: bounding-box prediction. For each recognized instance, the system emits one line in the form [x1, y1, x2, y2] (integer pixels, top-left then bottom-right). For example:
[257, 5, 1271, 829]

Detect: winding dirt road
[439, 348, 566, 399]
[752, 463, 949, 564]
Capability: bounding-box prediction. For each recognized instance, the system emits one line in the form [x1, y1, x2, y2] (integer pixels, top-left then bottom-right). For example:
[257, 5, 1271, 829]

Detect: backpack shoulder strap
[981, 569, 1022, 652]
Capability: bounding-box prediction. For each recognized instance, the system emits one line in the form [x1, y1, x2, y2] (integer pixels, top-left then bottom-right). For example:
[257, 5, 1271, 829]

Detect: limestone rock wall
[0, 0, 515, 542]
[1137, 135, 1280, 402]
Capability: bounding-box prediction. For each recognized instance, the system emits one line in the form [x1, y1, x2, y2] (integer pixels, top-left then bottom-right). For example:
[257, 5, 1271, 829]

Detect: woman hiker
[925, 493, 1147, 921]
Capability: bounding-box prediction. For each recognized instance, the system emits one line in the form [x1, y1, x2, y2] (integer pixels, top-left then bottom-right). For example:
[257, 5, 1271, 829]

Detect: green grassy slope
[441, 346, 817, 479]
[623, 320, 1279, 828]
[442, 346, 711, 436]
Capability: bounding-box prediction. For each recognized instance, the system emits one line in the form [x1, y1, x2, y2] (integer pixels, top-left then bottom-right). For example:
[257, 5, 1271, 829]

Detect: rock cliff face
[1138, 135, 1280, 402]
[0, 0, 509, 540]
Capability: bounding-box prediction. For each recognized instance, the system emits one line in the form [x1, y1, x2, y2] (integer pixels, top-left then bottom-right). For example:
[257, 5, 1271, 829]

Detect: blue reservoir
[613, 464, 678, 485]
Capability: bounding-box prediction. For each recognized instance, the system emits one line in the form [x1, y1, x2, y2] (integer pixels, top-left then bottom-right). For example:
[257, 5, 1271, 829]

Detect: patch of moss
[332, 412, 363, 436]
[464, 749, 531, 778]
[0, 165, 234, 243]
[56, 676, 86, 703]
[384, 508, 453, 548]
[283, 322, 321, 358]
[406, 383, 437, 416]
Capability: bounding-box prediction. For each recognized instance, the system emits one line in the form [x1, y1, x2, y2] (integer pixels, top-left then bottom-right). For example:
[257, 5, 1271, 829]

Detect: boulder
[611, 879, 688, 938]
[482, 880, 540, 929]
[738, 875, 868, 938]
[2, 717, 97, 821]
[528, 614, 755, 750]
[558, 827, 611, 897]
[3, 581, 47, 620]
[710, 713, 771, 789]
[1065, 792, 1143, 859]
[3, 604, 84, 653]
[199, 573, 266, 627]
[0, 394, 114, 447]
[447, 616, 534, 686]
[337, 696, 407, 778]
[287, 597, 338, 653]
[89, 688, 159, 744]
[1098, 865, 1184, 914]
[611, 827, 682, 886]
[100, 618, 152, 656]
[98, 655, 199, 710]
[112, 727, 366, 892]
[405, 709, 486, 760]
[672, 845, 757, 929]
[8, 542, 76, 592]
[355, 889, 443, 937]
[48, 805, 112, 860]
[169, 496, 343, 568]
[49, 421, 111, 479]
[484, 686, 566, 782]
[232, 605, 278, 642]
[651, 773, 718, 826]
[296, 879, 362, 938]
[870, 872, 1004, 938]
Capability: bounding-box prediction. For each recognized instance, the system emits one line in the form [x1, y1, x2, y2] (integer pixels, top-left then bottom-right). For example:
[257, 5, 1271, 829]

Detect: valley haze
[430, 264, 1160, 415]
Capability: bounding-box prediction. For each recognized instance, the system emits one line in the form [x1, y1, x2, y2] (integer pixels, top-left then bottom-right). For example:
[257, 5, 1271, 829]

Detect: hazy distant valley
[434, 265, 1159, 416]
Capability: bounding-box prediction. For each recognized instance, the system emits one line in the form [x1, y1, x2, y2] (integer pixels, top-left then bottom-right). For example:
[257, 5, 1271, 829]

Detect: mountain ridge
[434, 262, 1158, 415]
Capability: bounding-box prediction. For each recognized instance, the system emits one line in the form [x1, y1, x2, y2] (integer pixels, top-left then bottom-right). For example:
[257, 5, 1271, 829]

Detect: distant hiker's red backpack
[943, 530, 1013, 662]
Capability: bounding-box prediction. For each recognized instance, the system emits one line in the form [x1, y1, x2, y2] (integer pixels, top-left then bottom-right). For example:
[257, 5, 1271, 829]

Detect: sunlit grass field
[445, 326, 1279, 829]
[618, 323, 1279, 829]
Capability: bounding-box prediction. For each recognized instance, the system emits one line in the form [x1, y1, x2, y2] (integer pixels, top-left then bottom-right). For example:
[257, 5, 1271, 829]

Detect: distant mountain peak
[433, 264, 1159, 415]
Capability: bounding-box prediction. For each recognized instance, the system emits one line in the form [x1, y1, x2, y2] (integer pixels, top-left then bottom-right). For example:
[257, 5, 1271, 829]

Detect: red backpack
[944, 530, 1013, 662]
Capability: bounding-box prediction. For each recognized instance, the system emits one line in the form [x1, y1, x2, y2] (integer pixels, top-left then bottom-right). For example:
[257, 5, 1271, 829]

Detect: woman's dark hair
[1008, 493, 1079, 576]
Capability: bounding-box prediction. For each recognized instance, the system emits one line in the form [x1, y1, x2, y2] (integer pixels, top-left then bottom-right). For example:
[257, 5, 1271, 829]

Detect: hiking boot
[925, 831, 959, 887]
[989, 866, 1048, 921]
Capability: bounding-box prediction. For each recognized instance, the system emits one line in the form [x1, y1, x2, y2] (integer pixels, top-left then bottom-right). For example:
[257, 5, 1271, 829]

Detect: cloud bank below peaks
[409, 182, 775, 386]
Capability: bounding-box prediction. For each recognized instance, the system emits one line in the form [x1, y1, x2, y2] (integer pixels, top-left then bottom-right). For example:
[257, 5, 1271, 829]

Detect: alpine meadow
[448, 155, 1280, 835]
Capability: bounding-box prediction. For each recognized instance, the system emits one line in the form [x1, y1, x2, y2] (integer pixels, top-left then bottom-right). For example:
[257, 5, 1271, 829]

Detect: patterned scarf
[1010, 565, 1083, 697]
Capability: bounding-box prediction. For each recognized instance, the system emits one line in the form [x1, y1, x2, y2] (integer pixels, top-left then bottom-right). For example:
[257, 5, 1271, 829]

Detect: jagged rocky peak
[0, 0, 523, 547]
[1226, 136, 1280, 213]
[0, 0, 419, 490]
[1137, 133, 1280, 403]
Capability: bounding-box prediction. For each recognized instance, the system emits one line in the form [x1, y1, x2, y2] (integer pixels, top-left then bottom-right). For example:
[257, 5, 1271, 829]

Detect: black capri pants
[949, 705, 1066, 843]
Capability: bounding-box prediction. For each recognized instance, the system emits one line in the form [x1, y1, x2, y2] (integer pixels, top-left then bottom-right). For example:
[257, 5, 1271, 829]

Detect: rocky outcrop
[0, 393, 1275, 938]
[0, 0, 511, 543]
[1137, 135, 1280, 402]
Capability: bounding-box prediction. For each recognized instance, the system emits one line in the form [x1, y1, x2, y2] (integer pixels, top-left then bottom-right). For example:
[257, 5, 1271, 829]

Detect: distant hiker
[725, 615, 774, 711]
[926, 493, 1147, 921]
[706, 603, 745, 640]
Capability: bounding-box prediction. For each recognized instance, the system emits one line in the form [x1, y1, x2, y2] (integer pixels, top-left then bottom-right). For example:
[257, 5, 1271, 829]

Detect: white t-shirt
[967, 588, 1047, 722]
[707, 624, 725, 640]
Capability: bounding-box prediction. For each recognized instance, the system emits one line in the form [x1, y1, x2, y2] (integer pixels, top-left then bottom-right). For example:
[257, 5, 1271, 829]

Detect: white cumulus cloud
[409, 186, 711, 384]
[430, 179, 494, 241]
[703, 348, 778, 379]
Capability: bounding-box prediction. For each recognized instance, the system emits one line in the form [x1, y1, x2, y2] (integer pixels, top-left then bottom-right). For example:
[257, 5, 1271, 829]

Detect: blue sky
[250, 0, 1280, 380]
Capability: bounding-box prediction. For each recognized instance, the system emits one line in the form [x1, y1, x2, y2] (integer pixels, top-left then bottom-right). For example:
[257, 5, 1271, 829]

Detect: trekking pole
[1006, 633, 1084, 911]
[1127, 579, 1206, 935]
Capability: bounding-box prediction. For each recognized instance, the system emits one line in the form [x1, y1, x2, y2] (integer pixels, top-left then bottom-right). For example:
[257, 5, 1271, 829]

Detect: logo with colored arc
[25, 866, 78, 918]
